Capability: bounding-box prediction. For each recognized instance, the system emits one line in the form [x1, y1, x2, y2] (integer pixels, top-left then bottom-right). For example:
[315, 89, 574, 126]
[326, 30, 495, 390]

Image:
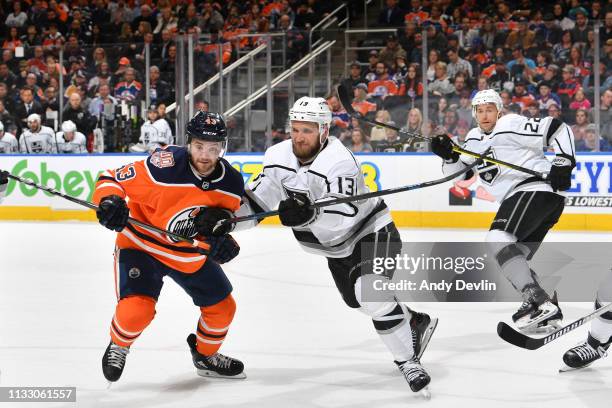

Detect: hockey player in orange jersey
[93, 111, 246, 382]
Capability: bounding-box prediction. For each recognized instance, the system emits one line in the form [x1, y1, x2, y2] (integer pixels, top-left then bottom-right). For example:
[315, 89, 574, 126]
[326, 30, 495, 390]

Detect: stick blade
[496, 322, 541, 350]
[336, 83, 356, 115]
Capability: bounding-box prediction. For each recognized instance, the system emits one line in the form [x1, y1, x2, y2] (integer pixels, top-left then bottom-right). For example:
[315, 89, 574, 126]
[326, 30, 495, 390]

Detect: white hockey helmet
[61, 120, 77, 133]
[0, 120, 4, 133]
[27, 113, 41, 124]
[289, 96, 333, 137]
[471, 89, 503, 120]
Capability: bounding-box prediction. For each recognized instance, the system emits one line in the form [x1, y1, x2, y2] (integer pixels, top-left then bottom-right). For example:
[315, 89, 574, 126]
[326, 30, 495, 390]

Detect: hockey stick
[337, 84, 548, 180]
[2, 171, 210, 254]
[221, 158, 482, 225]
[497, 302, 612, 350]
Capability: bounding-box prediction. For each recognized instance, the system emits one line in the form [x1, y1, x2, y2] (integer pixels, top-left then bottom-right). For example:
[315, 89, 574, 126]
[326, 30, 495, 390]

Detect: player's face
[476, 103, 499, 132]
[291, 120, 324, 162]
[28, 120, 40, 132]
[189, 139, 223, 176]
[65, 131, 75, 141]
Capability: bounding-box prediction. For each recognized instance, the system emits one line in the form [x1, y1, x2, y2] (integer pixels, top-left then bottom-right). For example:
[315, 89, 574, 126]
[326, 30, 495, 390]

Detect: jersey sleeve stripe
[121, 229, 207, 263]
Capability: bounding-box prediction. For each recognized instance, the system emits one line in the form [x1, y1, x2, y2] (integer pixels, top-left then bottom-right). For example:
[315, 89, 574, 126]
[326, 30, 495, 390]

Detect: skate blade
[196, 369, 247, 379]
[520, 319, 563, 335]
[559, 363, 592, 373]
[417, 318, 439, 360]
[418, 387, 431, 399]
[516, 309, 562, 332]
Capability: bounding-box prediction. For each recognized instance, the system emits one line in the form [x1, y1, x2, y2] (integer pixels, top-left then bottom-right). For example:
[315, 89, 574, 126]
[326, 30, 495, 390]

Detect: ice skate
[102, 341, 130, 383]
[560, 333, 610, 372]
[513, 286, 563, 333]
[396, 358, 431, 396]
[410, 311, 438, 360]
[187, 333, 246, 379]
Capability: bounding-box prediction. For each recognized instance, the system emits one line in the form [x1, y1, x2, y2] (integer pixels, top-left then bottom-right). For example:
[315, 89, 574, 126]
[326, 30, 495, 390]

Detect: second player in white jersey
[0, 121, 18, 153]
[19, 114, 55, 154]
[196, 97, 437, 394]
[432, 89, 576, 334]
[53, 120, 87, 153]
[130, 105, 173, 153]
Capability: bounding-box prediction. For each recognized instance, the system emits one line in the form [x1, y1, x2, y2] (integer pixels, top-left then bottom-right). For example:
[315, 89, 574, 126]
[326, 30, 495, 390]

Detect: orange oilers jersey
[93, 146, 244, 274]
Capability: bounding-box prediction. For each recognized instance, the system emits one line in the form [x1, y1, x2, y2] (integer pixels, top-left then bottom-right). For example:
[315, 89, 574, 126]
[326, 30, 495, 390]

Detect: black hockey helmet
[186, 111, 227, 143]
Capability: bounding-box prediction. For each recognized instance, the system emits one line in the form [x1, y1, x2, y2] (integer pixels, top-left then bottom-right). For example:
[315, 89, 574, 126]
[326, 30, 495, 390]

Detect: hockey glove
[548, 154, 575, 191]
[0, 170, 8, 185]
[278, 194, 316, 227]
[207, 234, 240, 264]
[195, 207, 234, 237]
[96, 195, 130, 232]
[431, 133, 459, 162]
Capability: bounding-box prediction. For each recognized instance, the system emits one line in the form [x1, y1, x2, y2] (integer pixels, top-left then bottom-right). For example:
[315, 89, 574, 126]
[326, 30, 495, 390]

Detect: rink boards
[0, 152, 611, 230]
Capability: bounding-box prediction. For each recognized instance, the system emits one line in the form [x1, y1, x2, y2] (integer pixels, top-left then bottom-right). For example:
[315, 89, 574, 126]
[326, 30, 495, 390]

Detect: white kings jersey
[19, 125, 56, 154]
[443, 113, 576, 202]
[140, 119, 173, 150]
[236, 137, 393, 258]
[0, 132, 19, 153]
[53, 131, 87, 153]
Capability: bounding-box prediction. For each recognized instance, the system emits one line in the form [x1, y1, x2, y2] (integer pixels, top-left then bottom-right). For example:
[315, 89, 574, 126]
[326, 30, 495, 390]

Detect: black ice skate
[396, 358, 431, 394]
[512, 285, 563, 333]
[561, 333, 611, 372]
[102, 341, 130, 382]
[410, 311, 438, 360]
[186, 333, 246, 379]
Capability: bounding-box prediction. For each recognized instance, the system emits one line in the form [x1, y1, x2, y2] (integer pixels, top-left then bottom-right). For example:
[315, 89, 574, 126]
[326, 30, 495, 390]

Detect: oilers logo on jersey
[166, 207, 201, 242]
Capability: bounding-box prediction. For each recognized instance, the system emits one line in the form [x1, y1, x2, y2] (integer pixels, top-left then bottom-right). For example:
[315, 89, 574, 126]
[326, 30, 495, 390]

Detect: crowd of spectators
[335, 0, 612, 153]
[0, 0, 344, 153]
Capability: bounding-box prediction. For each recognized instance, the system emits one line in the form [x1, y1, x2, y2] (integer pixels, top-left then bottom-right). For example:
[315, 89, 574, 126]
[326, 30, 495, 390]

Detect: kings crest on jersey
[93, 145, 244, 273]
[443, 114, 576, 202]
[239, 136, 392, 258]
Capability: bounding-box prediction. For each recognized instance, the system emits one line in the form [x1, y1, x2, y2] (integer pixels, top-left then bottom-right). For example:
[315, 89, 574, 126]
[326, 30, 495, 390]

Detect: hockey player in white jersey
[431, 89, 576, 333]
[0, 170, 7, 203]
[53, 120, 87, 153]
[196, 97, 437, 393]
[129, 105, 173, 153]
[19, 114, 56, 154]
[0, 121, 18, 153]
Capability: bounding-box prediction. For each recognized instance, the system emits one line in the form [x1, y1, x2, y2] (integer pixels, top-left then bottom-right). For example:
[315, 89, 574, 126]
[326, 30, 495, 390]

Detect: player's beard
[192, 158, 216, 177]
[292, 137, 321, 163]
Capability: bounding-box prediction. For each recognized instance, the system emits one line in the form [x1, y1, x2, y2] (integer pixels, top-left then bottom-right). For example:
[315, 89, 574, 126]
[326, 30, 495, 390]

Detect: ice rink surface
[1, 222, 612, 408]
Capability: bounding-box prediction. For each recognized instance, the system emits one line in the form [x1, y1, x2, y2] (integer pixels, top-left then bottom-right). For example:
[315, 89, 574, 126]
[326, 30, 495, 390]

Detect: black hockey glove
[0, 170, 8, 185]
[207, 234, 240, 264]
[431, 133, 459, 162]
[548, 154, 575, 192]
[278, 194, 316, 227]
[195, 207, 234, 237]
[96, 195, 130, 232]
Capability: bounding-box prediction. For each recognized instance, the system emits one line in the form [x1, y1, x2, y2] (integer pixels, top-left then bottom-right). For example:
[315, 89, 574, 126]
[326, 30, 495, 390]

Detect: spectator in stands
[505, 17, 536, 51]
[132, 4, 157, 33]
[600, 88, 612, 143]
[453, 119, 470, 144]
[457, 93, 473, 125]
[149, 66, 172, 106]
[426, 49, 441, 82]
[342, 61, 364, 91]
[0, 83, 14, 114]
[404, 63, 423, 100]
[399, 21, 417, 55]
[424, 22, 448, 52]
[195, 99, 209, 112]
[3, 27, 23, 52]
[572, 109, 591, 142]
[446, 48, 473, 79]
[378, 0, 404, 27]
[558, 65, 581, 99]
[448, 73, 468, 105]
[159, 30, 175, 61]
[277, 14, 306, 64]
[429, 62, 455, 96]
[367, 63, 402, 99]
[568, 45, 590, 78]
[200, 2, 224, 32]
[570, 7, 590, 44]
[364, 50, 379, 82]
[511, 79, 536, 112]
[525, 100, 542, 118]
[569, 88, 592, 110]
[160, 44, 177, 84]
[326, 94, 350, 137]
[22, 25, 42, 47]
[577, 124, 610, 152]
[553, 30, 573, 62]
[0, 101, 16, 134]
[434, 97, 449, 125]
[0, 63, 17, 91]
[379, 35, 407, 68]
[548, 103, 562, 120]
[536, 81, 561, 112]
[442, 109, 459, 135]
[114, 67, 142, 102]
[63, 92, 96, 136]
[5, 1, 28, 28]
[405, 107, 422, 134]
[43, 85, 59, 113]
[352, 83, 377, 118]
[15, 87, 45, 132]
[536, 13, 563, 49]
[370, 110, 391, 141]
[89, 83, 118, 122]
[348, 128, 373, 153]
[88, 63, 112, 95]
[155, 6, 179, 37]
[507, 47, 535, 82]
